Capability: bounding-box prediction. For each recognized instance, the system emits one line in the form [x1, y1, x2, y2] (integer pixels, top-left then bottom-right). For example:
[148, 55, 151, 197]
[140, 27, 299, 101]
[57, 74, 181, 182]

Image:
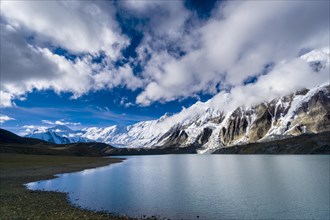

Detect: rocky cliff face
[155, 85, 330, 153]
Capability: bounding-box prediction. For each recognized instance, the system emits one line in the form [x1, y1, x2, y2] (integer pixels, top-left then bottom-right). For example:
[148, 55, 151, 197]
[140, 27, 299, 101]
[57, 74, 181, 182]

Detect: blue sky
[0, 0, 218, 134]
[0, 0, 329, 135]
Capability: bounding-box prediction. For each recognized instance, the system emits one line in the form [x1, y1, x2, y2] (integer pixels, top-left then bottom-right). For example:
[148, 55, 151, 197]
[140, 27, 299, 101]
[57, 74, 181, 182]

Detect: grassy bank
[0, 153, 132, 219]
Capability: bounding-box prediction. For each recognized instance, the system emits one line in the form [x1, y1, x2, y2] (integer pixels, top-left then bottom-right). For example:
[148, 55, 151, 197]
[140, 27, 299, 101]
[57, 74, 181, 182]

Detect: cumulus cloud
[41, 119, 80, 126]
[0, 91, 15, 108]
[21, 125, 48, 136]
[0, 25, 94, 101]
[0, 1, 141, 107]
[120, 0, 189, 37]
[208, 56, 329, 112]
[1, 1, 127, 57]
[136, 0, 329, 105]
[120, 97, 134, 108]
[0, 0, 329, 111]
[0, 114, 15, 123]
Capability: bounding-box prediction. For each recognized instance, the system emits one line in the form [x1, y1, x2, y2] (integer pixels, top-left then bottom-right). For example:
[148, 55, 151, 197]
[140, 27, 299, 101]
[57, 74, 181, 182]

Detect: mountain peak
[49, 125, 73, 132]
[158, 113, 170, 122]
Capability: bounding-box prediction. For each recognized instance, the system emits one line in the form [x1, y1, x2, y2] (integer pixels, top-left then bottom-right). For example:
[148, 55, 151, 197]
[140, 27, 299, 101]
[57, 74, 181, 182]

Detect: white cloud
[41, 119, 80, 126]
[21, 125, 48, 136]
[0, 91, 15, 108]
[136, 0, 329, 105]
[0, 26, 95, 102]
[120, 0, 189, 37]
[121, 1, 162, 12]
[0, 2, 142, 107]
[120, 97, 134, 108]
[1, 1, 127, 57]
[93, 64, 143, 91]
[0, 0, 329, 111]
[208, 57, 330, 113]
[0, 115, 15, 123]
[22, 125, 38, 129]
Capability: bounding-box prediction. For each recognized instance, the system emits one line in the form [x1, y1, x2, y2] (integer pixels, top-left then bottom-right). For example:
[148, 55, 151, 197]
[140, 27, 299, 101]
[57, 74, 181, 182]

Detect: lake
[26, 155, 330, 219]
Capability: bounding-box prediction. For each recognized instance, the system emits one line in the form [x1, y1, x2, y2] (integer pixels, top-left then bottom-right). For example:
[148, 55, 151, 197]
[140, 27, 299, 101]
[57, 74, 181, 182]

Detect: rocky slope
[152, 84, 330, 153]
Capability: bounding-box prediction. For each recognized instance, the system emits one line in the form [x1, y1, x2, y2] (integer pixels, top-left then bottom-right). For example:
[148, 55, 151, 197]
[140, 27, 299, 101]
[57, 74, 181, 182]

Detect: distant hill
[0, 128, 48, 145]
[0, 129, 114, 157]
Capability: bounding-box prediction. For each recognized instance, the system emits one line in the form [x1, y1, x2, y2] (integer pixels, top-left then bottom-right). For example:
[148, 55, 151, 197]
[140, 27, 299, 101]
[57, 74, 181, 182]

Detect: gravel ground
[0, 153, 151, 220]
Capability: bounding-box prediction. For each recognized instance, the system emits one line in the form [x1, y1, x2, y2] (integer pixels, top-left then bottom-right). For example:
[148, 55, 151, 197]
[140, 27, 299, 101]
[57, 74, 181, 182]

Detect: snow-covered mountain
[25, 48, 330, 152]
[27, 84, 329, 151]
[82, 113, 171, 147]
[26, 125, 90, 144]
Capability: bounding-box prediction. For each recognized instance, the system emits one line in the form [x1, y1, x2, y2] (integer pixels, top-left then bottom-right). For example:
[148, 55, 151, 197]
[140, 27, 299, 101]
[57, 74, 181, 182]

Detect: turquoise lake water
[26, 155, 330, 219]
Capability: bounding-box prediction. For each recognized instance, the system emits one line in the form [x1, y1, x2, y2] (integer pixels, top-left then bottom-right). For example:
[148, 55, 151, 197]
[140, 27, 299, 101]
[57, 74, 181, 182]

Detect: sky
[0, 0, 329, 135]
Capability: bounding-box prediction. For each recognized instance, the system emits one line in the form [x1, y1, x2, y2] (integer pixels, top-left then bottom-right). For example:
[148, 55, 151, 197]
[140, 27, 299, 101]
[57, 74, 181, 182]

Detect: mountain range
[25, 48, 330, 153]
[26, 125, 89, 144]
[26, 84, 330, 152]
[0, 128, 114, 156]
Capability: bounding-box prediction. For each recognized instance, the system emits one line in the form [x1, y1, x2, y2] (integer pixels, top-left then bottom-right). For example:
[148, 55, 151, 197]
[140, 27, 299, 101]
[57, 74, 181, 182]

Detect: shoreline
[0, 153, 138, 219]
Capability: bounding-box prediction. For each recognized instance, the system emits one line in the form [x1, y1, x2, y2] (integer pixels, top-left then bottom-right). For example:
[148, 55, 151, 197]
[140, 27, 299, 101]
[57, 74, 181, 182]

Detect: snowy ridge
[264, 85, 329, 138]
[26, 125, 91, 144]
[85, 83, 328, 150]
[300, 47, 329, 64]
[25, 48, 330, 151]
[25, 84, 329, 150]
